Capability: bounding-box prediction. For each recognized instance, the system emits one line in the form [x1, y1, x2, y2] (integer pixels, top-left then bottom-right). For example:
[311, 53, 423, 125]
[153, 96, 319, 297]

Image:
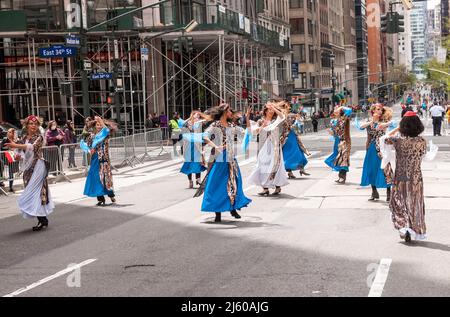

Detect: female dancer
[360, 104, 394, 201]
[385, 112, 427, 243]
[180, 110, 207, 188]
[5, 115, 55, 231]
[200, 104, 252, 223]
[325, 106, 353, 184]
[282, 109, 311, 179]
[81, 116, 117, 206]
[248, 102, 289, 196]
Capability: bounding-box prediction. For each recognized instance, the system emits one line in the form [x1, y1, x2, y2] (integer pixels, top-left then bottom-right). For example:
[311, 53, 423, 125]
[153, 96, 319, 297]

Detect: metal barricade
[59, 143, 89, 175]
[146, 129, 169, 157]
[132, 132, 149, 162]
[42, 146, 71, 183]
[109, 136, 126, 169]
[123, 134, 140, 167]
[0, 150, 21, 195]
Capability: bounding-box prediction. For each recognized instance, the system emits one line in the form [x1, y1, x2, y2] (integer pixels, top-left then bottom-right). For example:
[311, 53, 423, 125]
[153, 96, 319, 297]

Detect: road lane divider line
[368, 258, 392, 297]
[3, 259, 97, 297]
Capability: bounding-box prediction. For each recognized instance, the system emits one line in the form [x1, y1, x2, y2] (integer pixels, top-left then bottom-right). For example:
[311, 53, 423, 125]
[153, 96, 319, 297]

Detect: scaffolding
[0, 1, 292, 129]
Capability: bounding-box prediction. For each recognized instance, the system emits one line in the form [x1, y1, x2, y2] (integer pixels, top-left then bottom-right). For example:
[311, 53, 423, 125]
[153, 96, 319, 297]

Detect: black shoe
[386, 188, 391, 202]
[214, 213, 222, 222]
[258, 189, 270, 197]
[9, 188, 15, 193]
[110, 197, 116, 203]
[369, 186, 380, 201]
[287, 172, 296, 179]
[300, 169, 310, 176]
[405, 231, 412, 243]
[272, 187, 282, 196]
[96, 201, 106, 206]
[230, 210, 241, 219]
[32, 221, 48, 231]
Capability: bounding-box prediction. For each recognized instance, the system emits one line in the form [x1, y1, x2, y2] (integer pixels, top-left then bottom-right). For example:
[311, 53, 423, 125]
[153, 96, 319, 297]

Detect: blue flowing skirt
[83, 153, 114, 197]
[324, 137, 349, 172]
[282, 130, 308, 171]
[360, 142, 389, 188]
[201, 156, 252, 213]
[180, 142, 206, 175]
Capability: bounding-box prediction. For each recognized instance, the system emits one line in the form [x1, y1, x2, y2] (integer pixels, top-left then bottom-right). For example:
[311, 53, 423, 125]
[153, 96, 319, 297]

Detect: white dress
[248, 115, 289, 189]
[17, 137, 55, 219]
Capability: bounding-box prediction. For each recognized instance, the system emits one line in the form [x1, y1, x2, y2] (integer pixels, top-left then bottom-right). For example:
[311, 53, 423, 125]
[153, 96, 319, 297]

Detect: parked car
[0, 122, 21, 139]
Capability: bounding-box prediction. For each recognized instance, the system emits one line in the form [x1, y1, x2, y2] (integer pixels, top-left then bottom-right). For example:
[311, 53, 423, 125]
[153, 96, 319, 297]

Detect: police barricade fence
[59, 143, 90, 175]
[42, 146, 71, 182]
[0, 150, 21, 194]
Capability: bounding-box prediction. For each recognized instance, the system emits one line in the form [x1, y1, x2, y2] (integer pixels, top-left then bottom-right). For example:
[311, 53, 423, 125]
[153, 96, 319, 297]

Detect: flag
[4, 151, 15, 163]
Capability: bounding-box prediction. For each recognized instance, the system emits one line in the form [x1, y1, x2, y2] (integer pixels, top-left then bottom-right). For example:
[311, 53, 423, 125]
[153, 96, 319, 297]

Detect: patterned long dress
[248, 116, 289, 189]
[325, 117, 351, 172]
[385, 136, 427, 240]
[82, 127, 114, 197]
[360, 123, 394, 188]
[200, 121, 252, 213]
[17, 133, 55, 218]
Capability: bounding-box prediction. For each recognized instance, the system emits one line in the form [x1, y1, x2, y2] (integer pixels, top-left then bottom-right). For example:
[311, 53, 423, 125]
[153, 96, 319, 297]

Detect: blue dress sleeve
[343, 107, 353, 117]
[91, 127, 110, 149]
[80, 140, 91, 153]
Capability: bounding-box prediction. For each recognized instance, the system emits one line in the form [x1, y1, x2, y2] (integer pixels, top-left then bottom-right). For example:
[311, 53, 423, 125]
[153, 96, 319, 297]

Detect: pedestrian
[311, 112, 319, 132]
[152, 112, 160, 128]
[324, 106, 353, 184]
[45, 120, 65, 175]
[62, 120, 77, 168]
[384, 111, 427, 243]
[4, 115, 55, 231]
[429, 101, 445, 136]
[0, 128, 19, 193]
[359, 104, 394, 202]
[180, 111, 208, 188]
[281, 104, 311, 179]
[81, 116, 117, 206]
[248, 102, 289, 196]
[145, 114, 154, 129]
[81, 117, 93, 167]
[169, 112, 182, 157]
[197, 104, 252, 223]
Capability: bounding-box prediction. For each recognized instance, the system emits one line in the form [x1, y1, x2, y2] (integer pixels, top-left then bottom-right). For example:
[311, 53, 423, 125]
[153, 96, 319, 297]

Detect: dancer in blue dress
[359, 104, 394, 201]
[81, 116, 117, 206]
[180, 111, 207, 188]
[282, 110, 311, 179]
[324, 106, 353, 184]
[199, 104, 252, 223]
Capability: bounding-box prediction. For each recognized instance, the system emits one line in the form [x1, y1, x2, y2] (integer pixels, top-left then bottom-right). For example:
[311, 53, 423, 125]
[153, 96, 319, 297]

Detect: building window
[290, 18, 305, 34]
[293, 44, 306, 63]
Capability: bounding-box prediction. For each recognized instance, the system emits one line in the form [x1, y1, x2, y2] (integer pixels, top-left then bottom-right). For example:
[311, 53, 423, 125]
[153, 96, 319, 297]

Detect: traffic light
[185, 36, 193, 53]
[381, 14, 389, 33]
[381, 12, 397, 34]
[172, 38, 180, 53]
[396, 13, 405, 33]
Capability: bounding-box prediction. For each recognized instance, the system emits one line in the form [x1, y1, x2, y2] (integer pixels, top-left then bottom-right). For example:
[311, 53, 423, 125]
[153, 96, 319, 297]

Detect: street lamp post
[330, 52, 336, 110]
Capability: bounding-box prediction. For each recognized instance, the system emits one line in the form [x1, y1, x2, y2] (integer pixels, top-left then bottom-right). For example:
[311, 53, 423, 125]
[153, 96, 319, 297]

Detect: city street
[1, 104, 450, 297]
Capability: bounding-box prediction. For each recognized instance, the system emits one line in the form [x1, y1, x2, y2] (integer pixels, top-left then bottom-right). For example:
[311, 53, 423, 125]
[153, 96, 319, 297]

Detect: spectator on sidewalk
[62, 120, 77, 169]
[169, 112, 182, 157]
[45, 120, 65, 175]
[311, 112, 319, 132]
[0, 128, 19, 193]
[145, 114, 154, 129]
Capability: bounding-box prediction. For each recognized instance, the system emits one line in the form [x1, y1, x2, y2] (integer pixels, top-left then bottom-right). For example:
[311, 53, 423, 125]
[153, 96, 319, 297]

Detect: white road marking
[368, 258, 392, 297]
[3, 259, 97, 297]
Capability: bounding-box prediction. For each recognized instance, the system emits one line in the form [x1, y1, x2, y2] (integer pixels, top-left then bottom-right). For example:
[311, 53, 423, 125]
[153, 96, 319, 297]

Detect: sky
[428, 0, 441, 9]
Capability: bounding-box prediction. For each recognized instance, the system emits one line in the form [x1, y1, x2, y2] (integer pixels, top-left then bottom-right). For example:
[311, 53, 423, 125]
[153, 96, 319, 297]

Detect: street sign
[83, 60, 92, 71]
[291, 63, 299, 79]
[141, 47, 149, 61]
[65, 35, 81, 47]
[90, 73, 113, 80]
[38, 45, 78, 58]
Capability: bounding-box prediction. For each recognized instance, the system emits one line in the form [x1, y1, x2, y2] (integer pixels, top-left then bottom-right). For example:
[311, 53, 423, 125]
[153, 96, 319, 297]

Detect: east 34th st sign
[38, 46, 78, 58]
